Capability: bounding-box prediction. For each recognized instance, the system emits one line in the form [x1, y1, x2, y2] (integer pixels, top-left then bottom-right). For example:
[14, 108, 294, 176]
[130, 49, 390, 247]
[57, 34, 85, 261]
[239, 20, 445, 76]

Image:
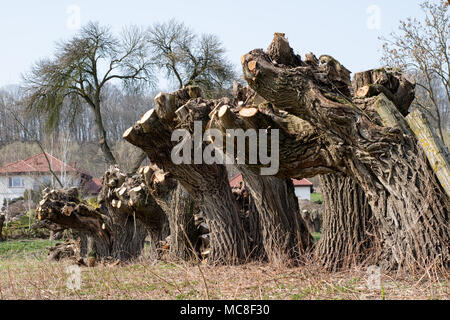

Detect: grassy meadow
[0, 239, 448, 300]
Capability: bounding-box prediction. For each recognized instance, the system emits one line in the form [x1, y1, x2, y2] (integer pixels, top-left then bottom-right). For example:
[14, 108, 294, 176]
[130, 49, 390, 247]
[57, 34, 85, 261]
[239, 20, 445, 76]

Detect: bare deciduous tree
[381, 1, 449, 144]
[23, 22, 155, 165]
[148, 19, 236, 97]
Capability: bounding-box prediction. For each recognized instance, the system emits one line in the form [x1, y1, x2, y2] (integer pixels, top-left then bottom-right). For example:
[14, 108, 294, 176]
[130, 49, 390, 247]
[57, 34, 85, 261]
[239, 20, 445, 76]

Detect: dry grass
[0, 243, 448, 300]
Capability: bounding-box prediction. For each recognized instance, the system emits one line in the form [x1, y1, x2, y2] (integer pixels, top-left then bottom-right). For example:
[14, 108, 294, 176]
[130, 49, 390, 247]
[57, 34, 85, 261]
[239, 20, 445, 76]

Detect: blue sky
[0, 0, 427, 89]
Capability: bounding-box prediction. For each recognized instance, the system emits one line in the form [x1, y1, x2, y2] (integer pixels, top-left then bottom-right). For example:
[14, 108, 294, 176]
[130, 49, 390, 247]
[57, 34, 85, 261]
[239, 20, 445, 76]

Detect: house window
[8, 177, 24, 188]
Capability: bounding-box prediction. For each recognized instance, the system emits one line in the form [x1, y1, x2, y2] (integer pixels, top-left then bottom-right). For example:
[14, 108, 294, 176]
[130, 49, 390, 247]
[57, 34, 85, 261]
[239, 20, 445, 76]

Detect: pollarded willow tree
[23, 22, 155, 165]
[123, 87, 251, 264]
[210, 82, 313, 263]
[123, 82, 315, 265]
[236, 33, 448, 271]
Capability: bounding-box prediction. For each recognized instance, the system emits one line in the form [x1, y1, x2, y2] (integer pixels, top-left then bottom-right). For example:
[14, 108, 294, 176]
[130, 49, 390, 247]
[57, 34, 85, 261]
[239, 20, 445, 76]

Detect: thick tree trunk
[238, 165, 312, 264]
[38, 184, 149, 262]
[93, 102, 117, 165]
[198, 172, 249, 264]
[98, 166, 167, 260]
[99, 203, 148, 261]
[140, 165, 199, 261]
[165, 184, 197, 260]
[229, 82, 313, 263]
[317, 173, 377, 271]
[123, 87, 250, 264]
[238, 33, 449, 271]
[232, 182, 266, 261]
[0, 214, 5, 242]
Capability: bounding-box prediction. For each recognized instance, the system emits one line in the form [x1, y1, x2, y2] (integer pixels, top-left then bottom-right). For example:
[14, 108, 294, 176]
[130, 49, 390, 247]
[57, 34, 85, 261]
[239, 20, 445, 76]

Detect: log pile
[37, 187, 113, 259]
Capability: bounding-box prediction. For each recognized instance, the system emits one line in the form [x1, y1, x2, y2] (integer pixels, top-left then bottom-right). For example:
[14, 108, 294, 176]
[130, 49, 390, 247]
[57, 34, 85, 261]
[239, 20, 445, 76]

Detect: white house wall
[294, 186, 311, 200]
[0, 173, 81, 206]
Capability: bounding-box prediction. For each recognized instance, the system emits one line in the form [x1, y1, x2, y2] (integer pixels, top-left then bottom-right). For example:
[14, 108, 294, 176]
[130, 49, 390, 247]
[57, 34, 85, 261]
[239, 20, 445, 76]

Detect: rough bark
[238, 165, 312, 264]
[317, 173, 378, 271]
[0, 213, 5, 242]
[123, 87, 250, 264]
[139, 165, 199, 261]
[238, 33, 449, 271]
[231, 180, 266, 261]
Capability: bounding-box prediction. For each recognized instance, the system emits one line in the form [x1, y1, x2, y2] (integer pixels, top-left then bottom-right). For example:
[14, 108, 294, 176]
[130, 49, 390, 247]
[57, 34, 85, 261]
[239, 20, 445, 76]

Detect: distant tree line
[0, 85, 153, 146]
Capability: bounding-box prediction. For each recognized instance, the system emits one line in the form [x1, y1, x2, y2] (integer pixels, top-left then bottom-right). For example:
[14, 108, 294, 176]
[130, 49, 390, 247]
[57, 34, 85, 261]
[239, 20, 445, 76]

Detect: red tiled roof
[230, 174, 313, 188]
[0, 153, 86, 176]
[292, 178, 313, 186]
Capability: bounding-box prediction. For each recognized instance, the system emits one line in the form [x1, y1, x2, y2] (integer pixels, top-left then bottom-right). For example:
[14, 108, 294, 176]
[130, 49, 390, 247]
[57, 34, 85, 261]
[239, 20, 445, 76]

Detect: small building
[292, 178, 313, 200]
[0, 152, 101, 205]
[229, 174, 313, 201]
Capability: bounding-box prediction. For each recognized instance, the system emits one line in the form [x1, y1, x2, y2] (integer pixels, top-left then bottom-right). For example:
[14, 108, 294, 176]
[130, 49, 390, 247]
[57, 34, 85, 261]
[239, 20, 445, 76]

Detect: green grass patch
[0, 239, 60, 258]
[310, 193, 322, 204]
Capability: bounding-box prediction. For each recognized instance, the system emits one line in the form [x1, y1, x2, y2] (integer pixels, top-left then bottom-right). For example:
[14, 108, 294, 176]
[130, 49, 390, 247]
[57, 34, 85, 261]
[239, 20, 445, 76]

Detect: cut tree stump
[98, 165, 165, 261]
[37, 188, 112, 259]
